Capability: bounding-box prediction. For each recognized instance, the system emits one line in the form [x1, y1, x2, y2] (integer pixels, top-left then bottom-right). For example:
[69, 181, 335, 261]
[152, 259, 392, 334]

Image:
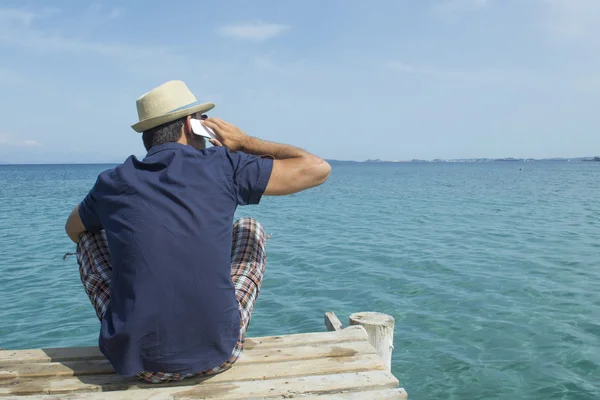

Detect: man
[65, 80, 330, 383]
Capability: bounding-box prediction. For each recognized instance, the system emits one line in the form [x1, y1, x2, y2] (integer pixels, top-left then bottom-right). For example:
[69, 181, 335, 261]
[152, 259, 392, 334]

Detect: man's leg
[137, 217, 268, 383]
[76, 231, 113, 321]
[189, 217, 268, 373]
[76, 232, 190, 384]
[226, 216, 268, 363]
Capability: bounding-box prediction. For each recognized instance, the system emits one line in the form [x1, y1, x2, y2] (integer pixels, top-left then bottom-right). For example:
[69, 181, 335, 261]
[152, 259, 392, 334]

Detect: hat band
[168, 100, 201, 113]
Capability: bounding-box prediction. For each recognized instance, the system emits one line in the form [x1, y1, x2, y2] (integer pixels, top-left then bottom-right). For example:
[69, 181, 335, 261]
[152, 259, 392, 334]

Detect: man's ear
[183, 116, 194, 140]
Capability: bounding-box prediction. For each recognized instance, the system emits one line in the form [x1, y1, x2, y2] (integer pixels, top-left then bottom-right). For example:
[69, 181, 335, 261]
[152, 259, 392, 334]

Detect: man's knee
[234, 217, 265, 237]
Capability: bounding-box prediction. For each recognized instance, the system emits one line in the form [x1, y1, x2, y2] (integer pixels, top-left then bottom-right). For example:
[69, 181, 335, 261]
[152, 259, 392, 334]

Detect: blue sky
[0, 0, 599, 162]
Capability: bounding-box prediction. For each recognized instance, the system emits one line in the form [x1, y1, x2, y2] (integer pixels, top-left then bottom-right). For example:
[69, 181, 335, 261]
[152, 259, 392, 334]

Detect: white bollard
[349, 312, 395, 371]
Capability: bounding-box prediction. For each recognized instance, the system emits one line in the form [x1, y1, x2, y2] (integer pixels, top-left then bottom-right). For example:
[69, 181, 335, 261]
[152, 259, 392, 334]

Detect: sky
[0, 0, 599, 163]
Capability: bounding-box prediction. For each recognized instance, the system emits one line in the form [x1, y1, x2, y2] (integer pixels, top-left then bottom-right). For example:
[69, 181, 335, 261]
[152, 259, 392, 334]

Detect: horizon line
[1, 155, 599, 166]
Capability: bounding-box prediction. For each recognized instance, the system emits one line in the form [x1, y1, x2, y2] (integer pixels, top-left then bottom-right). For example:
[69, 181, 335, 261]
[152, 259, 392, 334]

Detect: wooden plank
[294, 388, 408, 399]
[0, 326, 367, 365]
[0, 370, 399, 399]
[0, 359, 112, 380]
[243, 325, 367, 350]
[0, 354, 388, 395]
[0, 341, 377, 380]
[0, 347, 104, 365]
[324, 312, 343, 332]
[242, 339, 374, 363]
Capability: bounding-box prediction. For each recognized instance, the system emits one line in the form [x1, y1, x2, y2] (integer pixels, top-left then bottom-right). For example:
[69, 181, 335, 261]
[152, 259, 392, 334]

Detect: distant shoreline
[330, 156, 600, 164]
[2, 157, 600, 166]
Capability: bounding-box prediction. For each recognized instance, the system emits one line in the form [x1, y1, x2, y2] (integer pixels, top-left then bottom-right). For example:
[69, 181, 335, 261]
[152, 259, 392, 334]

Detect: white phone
[190, 118, 216, 139]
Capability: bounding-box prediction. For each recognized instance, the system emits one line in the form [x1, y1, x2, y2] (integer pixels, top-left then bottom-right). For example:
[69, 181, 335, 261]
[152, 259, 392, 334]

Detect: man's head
[131, 80, 215, 151]
[142, 112, 207, 151]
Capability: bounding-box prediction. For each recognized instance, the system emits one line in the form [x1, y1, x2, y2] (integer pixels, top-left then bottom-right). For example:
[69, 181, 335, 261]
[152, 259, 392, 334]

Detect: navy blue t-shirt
[78, 142, 273, 376]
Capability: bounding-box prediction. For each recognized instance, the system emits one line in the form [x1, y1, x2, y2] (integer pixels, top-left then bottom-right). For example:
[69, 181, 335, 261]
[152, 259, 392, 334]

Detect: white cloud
[432, 0, 491, 20]
[384, 61, 422, 74]
[0, 8, 36, 26]
[0, 7, 182, 66]
[384, 60, 600, 93]
[0, 68, 26, 86]
[254, 57, 287, 74]
[384, 60, 468, 79]
[219, 22, 289, 41]
[385, 60, 475, 84]
[0, 134, 41, 147]
[84, 4, 124, 21]
[539, 0, 600, 40]
[108, 8, 124, 19]
[384, 60, 527, 86]
[253, 56, 307, 77]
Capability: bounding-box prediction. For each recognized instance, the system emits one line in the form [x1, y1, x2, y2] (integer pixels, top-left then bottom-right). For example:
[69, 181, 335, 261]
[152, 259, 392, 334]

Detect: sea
[1, 161, 599, 399]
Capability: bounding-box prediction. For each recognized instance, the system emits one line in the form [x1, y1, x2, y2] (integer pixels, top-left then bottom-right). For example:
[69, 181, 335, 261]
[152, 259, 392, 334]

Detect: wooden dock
[0, 313, 407, 399]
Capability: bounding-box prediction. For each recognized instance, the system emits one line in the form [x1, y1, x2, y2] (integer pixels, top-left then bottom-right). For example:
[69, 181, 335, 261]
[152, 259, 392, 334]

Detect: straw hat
[131, 80, 215, 132]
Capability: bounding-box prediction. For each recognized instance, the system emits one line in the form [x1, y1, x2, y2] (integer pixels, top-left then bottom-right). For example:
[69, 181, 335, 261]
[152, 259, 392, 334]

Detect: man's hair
[142, 116, 187, 151]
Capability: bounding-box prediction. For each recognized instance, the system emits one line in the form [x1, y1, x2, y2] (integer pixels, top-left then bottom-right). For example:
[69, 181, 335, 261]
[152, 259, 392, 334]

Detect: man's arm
[202, 118, 331, 195]
[65, 205, 86, 243]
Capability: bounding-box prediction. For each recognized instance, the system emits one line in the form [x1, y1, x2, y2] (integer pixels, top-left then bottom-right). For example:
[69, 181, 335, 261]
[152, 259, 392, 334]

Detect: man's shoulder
[100, 158, 129, 176]
[93, 157, 135, 187]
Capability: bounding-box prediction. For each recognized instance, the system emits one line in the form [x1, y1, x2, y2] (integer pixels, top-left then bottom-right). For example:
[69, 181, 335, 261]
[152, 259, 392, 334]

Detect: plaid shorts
[75, 217, 267, 383]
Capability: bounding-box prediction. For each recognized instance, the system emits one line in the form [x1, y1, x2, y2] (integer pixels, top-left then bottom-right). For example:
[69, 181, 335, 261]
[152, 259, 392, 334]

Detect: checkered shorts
[75, 217, 267, 383]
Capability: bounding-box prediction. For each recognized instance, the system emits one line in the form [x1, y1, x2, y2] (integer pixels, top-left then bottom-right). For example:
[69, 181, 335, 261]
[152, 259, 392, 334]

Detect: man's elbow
[65, 223, 80, 243]
[306, 157, 331, 187]
[65, 205, 85, 243]
[316, 159, 331, 185]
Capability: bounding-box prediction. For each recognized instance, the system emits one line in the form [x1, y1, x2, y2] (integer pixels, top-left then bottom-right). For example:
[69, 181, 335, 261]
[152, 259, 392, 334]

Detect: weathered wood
[324, 311, 343, 332]
[0, 359, 112, 380]
[244, 325, 367, 349]
[0, 371, 399, 399]
[349, 312, 395, 371]
[0, 354, 389, 395]
[0, 341, 377, 379]
[0, 326, 367, 365]
[0, 322, 406, 399]
[297, 388, 408, 399]
[0, 347, 105, 365]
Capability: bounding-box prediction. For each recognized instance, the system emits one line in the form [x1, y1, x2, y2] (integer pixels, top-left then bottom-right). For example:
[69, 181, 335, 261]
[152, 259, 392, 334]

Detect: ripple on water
[1, 162, 600, 399]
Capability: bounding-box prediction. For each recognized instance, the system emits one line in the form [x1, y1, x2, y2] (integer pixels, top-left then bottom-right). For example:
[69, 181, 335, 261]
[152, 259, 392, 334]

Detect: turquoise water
[1, 162, 599, 399]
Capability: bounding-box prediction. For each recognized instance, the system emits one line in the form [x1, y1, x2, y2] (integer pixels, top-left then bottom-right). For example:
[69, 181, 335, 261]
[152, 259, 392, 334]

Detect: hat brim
[131, 102, 215, 133]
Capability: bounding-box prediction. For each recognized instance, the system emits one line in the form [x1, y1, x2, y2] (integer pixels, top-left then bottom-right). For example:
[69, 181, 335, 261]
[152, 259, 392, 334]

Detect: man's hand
[202, 118, 249, 152]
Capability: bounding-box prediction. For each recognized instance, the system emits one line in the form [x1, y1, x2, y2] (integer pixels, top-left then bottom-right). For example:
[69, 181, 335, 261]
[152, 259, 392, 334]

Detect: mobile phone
[190, 118, 216, 139]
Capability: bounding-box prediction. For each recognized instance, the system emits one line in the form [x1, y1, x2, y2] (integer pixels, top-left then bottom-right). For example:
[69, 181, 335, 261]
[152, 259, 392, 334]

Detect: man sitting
[65, 80, 330, 382]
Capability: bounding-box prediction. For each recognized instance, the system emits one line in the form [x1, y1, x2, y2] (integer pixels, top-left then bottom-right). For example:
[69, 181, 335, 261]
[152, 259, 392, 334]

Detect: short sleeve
[78, 179, 103, 232]
[227, 151, 274, 206]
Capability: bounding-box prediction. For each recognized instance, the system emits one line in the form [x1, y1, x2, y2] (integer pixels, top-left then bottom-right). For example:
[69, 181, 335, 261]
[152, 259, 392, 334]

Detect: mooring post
[349, 312, 395, 371]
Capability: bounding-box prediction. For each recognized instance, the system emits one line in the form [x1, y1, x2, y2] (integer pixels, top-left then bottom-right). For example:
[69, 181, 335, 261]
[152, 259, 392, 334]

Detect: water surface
[1, 161, 599, 399]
